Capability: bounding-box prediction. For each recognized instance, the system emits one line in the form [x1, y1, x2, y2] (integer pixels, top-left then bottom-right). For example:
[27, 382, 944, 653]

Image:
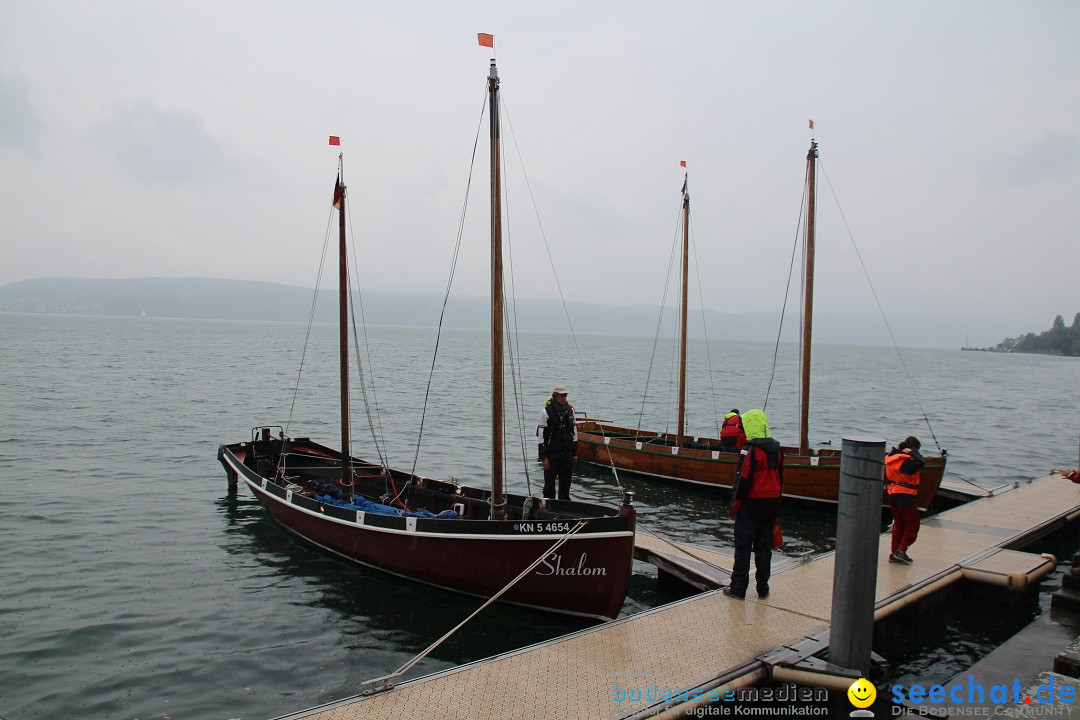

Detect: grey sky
[2, 1, 1078, 339]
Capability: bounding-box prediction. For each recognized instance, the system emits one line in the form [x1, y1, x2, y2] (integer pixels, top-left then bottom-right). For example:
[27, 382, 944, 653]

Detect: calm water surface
[1, 313, 1077, 719]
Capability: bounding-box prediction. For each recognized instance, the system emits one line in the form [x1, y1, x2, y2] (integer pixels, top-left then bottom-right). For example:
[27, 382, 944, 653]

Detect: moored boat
[218, 53, 636, 622]
[577, 139, 946, 509]
[576, 420, 944, 508]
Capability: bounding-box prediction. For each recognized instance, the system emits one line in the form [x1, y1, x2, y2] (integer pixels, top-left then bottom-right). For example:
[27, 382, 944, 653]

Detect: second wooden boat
[578, 140, 946, 509]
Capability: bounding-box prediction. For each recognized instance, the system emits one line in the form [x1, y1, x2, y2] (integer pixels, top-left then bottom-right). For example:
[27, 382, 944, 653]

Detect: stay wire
[689, 214, 722, 439]
[637, 207, 683, 434]
[406, 88, 488, 485]
[818, 161, 943, 455]
[664, 216, 687, 438]
[665, 287, 680, 437]
[282, 208, 336, 465]
[763, 158, 810, 411]
[374, 520, 587, 687]
[501, 93, 589, 400]
[635, 522, 733, 577]
[498, 100, 534, 495]
[665, 195, 688, 436]
[502, 93, 628, 492]
[345, 187, 390, 472]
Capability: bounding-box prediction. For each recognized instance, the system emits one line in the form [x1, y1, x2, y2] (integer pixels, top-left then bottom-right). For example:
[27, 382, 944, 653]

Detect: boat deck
[280, 472, 1079, 720]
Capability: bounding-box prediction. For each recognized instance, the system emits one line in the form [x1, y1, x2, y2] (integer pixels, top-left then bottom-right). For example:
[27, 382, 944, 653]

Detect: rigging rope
[497, 103, 535, 496]
[345, 196, 389, 472]
[665, 290, 679, 437]
[689, 215, 723, 439]
[363, 520, 588, 694]
[637, 207, 683, 434]
[763, 158, 810, 411]
[404, 88, 489, 490]
[282, 166, 391, 479]
[280, 208, 336, 467]
[818, 161, 944, 456]
[636, 521, 733, 577]
[502, 94, 631, 493]
[945, 469, 993, 493]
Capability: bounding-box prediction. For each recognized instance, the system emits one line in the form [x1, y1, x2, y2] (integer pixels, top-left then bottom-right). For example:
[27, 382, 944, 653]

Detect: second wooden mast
[335, 164, 352, 492]
[676, 175, 690, 444]
[488, 59, 507, 519]
[799, 140, 819, 456]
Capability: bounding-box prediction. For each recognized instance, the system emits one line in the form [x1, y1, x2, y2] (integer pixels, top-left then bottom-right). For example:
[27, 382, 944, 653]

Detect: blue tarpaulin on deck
[314, 493, 458, 519]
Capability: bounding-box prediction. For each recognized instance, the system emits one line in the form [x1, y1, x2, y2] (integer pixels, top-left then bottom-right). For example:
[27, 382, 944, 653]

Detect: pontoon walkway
[280, 472, 1077, 720]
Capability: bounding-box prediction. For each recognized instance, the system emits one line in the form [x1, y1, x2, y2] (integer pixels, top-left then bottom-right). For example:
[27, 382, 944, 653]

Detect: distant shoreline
[0, 276, 1038, 350]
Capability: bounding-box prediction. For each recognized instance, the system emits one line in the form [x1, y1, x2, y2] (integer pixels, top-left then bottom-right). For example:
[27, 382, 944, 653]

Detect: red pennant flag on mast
[808, 119, 814, 130]
[477, 32, 494, 48]
[680, 160, 686, 168]
[329, 135, 341, 146]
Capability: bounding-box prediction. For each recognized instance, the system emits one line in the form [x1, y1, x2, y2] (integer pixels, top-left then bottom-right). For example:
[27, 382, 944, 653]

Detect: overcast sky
[2, 1, 1078, 339]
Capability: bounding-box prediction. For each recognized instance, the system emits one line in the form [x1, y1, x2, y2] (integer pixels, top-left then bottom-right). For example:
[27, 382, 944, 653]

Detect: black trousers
[543, 455, 573, 501]
[730, 511, 774, 594]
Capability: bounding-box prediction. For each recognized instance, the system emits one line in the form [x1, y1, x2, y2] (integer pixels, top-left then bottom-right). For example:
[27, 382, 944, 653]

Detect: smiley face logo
[847, 678, 876, 708]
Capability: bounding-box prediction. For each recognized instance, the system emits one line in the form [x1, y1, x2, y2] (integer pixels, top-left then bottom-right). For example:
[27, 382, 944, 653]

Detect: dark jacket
[538, 399, 577, 460]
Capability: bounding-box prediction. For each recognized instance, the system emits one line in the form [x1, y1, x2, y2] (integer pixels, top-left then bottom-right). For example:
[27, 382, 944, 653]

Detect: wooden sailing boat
[577, 140, 946, 509]
[217, 58, 636, 622]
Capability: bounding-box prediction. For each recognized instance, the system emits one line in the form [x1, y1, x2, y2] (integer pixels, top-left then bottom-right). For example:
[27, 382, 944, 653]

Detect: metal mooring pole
[829, 437, 885, 677]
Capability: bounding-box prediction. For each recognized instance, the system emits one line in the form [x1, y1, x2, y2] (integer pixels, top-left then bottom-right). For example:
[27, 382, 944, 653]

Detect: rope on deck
[637, 523, 732, 580]
[359, 519, 588, 696]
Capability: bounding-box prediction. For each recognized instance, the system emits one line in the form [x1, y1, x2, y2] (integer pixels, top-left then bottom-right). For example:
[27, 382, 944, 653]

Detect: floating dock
[279, 472, 1078, 720]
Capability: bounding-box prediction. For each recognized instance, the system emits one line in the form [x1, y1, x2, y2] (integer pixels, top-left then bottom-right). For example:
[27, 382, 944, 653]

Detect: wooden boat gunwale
[576, 419, 945, 509]
[220, 439, 635, 538]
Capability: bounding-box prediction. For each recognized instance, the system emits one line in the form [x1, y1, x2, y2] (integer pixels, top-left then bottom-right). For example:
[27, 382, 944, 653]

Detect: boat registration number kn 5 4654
[513, 522, 572, 533]
[536, 552, 608, 576]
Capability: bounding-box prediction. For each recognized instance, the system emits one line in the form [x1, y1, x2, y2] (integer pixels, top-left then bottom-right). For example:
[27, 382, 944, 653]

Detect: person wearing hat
[885, 436, 925, 565]
[537, 385, 578, 501]
[724, 409, 783, 599]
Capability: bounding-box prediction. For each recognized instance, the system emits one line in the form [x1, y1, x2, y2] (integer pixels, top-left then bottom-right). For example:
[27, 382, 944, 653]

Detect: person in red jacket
[719, 409, 747, 452]
[724, 409, 783, 599]
[885, 436, 925, 565]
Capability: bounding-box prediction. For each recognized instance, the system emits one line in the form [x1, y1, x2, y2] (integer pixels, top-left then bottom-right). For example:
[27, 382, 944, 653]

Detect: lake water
[1, 312, 1078, 719]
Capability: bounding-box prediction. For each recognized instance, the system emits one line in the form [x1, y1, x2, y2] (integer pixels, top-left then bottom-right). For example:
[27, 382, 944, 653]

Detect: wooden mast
[799, 140, 819, 456]
[335, 163, 352, 491]
[676, 175, 690, 444]
[488, 59, 506, 519]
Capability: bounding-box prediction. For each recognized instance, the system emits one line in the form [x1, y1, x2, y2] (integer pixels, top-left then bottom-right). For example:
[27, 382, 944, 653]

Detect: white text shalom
[536, 552, 608, 576]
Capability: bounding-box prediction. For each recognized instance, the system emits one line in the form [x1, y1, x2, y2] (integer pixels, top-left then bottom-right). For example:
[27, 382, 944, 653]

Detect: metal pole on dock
[829, 437, 885, 677]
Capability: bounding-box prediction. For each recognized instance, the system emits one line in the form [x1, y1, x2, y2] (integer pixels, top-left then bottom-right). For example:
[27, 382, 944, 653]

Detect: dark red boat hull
[220, 444, 635, 621]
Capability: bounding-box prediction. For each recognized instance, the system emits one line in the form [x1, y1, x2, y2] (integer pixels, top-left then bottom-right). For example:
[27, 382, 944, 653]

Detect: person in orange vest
[886, 436, 925, 565]
[719, 409, 747, 452]
[724, 409, 783, 599]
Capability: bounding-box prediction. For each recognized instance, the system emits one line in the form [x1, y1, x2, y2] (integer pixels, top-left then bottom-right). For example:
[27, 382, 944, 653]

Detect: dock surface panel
[283, 472, 1079, 720]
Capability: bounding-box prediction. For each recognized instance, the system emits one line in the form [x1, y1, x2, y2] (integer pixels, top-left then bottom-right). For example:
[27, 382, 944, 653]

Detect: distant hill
[0, 276, 1016, 348]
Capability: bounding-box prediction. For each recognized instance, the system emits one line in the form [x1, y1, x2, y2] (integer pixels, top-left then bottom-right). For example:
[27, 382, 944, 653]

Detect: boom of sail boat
[577, 140, 947, 509]
[217, 57, 636, 622]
